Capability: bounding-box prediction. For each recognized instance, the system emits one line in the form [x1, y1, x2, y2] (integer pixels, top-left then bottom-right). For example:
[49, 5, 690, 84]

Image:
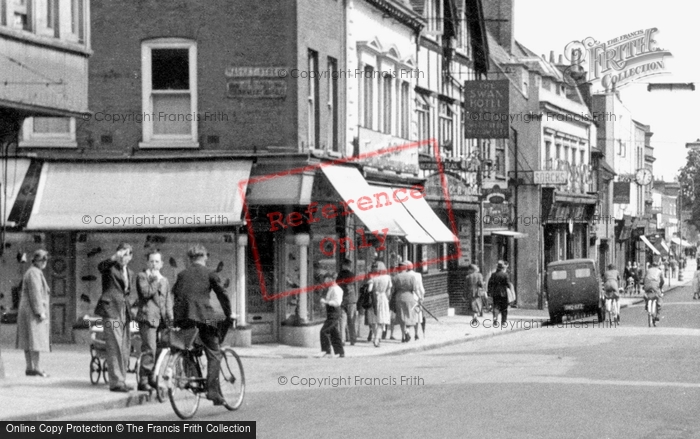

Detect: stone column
[295, 233, 310, 323]
[236, 234, 248, 324]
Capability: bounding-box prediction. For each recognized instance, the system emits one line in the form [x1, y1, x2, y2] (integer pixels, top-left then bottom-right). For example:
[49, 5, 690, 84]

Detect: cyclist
[643, 260, 664, 321]
[172, 244, 233, 406]
[603, 264, 621, 323]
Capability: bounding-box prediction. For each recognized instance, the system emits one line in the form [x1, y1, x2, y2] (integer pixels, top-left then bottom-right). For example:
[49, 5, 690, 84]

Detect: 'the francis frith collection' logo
[564, 27, 673, 91]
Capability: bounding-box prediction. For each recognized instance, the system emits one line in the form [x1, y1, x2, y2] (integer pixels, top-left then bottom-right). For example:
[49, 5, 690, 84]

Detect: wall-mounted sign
[534, 170, 568, 185]
[483, 202, 510, 229]
[225, 66, 287, 99]
[464, 79, 510, 139]
[357, 127, 419, 174]
[424, 172, 479, 202]
[613, 181, 631, 204]
[543, 159, 593, 193]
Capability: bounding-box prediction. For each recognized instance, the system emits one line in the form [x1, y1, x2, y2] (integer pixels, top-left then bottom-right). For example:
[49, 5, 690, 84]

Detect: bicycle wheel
[220, 347, 245, 411]
[154, 348, 172, 403]
[89, 356, 102, 385]
[102, 360, 108, 384]
[168, 352, 201, 419]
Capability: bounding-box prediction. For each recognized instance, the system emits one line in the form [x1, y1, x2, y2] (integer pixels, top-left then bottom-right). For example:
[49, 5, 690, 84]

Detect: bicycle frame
[647, 298, 657, 327]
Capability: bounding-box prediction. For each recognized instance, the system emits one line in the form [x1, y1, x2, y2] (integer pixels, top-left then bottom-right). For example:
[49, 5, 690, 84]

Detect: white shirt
[324, 284, 343, 308]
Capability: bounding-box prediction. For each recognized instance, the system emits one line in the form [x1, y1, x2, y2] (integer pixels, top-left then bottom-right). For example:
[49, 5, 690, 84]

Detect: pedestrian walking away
[465, 264, 484, 326]
[337, 258, 358, 346]
[487, 261, 510, 326]
[16, 249, 52, 377]
[391, 261, 418, 342]
[364, 262, 392, 348]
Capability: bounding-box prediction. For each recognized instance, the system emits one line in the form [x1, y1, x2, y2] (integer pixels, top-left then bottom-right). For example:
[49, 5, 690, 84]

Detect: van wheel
[549, 312, 561, 324]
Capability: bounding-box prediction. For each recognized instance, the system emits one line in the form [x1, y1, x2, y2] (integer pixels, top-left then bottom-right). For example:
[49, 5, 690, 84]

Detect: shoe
[415, 334, 420, 340]
[110, 385, 133, 393]
[207, 394, 226, 406]
[338, 353, 345, 358]
[373, 340, 380, 347]
[26, 370, 49, 377]
[367, 334, 372, 342]
[390, 336, 397, 340]
[405, 333, 411, 342]
[317, 352, 333, 358]
[137, 383, 152, 392]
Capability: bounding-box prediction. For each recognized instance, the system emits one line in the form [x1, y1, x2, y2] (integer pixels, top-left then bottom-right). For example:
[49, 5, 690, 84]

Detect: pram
[85, 316, 142, 385]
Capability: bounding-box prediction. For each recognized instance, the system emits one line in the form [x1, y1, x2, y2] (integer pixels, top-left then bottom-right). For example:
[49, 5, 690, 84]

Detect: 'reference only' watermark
[277, 375, 425, 388]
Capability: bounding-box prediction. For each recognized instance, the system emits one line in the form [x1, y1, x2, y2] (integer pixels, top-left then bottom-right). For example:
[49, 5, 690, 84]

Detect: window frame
[307, 48, 320, 150]
[19, 116, 77, 148]
[140, 39, 198, 149]
[327, 56, 339, 152]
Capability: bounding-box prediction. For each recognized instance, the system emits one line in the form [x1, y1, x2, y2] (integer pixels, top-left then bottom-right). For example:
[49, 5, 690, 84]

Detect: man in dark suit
[172, 244, 232, 405]
[337, 258, 358, 345]
[94, 243, 135, 392]
[487, 260, 511, 326]
[135, 249, 173, 391]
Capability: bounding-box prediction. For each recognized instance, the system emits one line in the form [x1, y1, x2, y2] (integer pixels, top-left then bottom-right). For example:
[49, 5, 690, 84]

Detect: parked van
[546, 259, 604, 324]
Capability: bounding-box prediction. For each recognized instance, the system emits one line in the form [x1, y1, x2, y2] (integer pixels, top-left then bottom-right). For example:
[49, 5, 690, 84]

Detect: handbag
[358, 284, 374, 310]
[506, 283, 516, 305]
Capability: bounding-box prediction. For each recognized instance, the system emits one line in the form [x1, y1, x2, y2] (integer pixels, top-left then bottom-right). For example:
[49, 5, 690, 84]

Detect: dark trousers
[340, 303, 357, 344]
[320, 307, 344, 355]
[138, 323, 157, 385]
[493, 296, 509, 325]
[197, 323, 223, 400]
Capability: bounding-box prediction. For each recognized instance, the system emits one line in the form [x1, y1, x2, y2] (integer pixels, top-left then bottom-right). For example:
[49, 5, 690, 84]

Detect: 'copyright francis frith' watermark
[277, 375, 425, 388]
[468, 319, 619, 330]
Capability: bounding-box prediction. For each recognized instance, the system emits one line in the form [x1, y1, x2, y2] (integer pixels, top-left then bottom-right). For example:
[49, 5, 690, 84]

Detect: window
[304, 49, 320, 149]
[426, 0, 443, 34]
[571, 148, 577, 166]
[438, 100, 453, 153]
[551, 270, 567, 280]
[400, 82, 409, 139]
[563, 145, 569, 163]
[11, 0, 31, 31]
[362, 65, 374, 129]
[20, 117, 77, 148]
[382, 74, 392, 134]
[555, 144, 561, 161]
[574, 268, 591, 278]
[71, 0, 84, 42]
[618, 140, 626, 157]
[1, 0, 6, 26]
[495, 139, 506, 177]
[580, 150, 585, 166]
[416, 93, 430, 152]
[545, 141, 551, 165]
[327, 57, 338, 152]
[140, 39, 198, 148]
[46, 0, 57, 36]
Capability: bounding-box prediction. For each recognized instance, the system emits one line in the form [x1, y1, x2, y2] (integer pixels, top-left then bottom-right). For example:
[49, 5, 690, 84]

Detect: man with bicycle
[172, 244, 232, 406]
[643, 260, 665, 322]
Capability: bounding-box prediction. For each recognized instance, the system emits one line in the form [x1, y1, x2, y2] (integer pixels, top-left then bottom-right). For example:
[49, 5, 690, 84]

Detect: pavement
[0, 263, 694, 421]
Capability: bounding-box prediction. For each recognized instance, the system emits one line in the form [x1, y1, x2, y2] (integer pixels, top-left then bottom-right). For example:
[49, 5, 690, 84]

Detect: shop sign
[458, 218, 473, 267]
[483, 202, 510, 229]
[225, 66, 287, 99]
[464, 79, 510, 139]
[424, 172, 479, 202]
[544, 158, 593, 193]
[613, 182, 631, 204]
[534, 170, 568, 185]
[357, 127, 419, 174]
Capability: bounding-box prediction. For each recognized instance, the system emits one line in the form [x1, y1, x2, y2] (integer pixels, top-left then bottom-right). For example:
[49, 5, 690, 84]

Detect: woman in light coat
[365, 261, 392, 347]
[16, 249, 51, 377]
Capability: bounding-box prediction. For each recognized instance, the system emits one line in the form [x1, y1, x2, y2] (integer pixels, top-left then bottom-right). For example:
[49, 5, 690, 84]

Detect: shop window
[140, 39, 198, 148]
[20, 117, 77, 148]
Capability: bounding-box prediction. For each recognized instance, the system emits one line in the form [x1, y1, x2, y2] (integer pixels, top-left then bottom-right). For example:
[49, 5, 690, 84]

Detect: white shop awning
[25, 160, 252, 230]
[640, 235, 661, 255]
[491, 230, 528, 239]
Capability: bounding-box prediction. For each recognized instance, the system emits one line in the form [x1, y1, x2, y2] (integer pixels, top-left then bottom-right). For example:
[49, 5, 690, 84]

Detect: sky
[513, 0, 696, 181]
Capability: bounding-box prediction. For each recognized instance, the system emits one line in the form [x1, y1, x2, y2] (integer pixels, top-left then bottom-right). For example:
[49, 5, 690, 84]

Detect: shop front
[246, 157, 458, 347]
[542, 191, 596, 269]
[7, 158, 252, 344]
[422, 171, 479, 315]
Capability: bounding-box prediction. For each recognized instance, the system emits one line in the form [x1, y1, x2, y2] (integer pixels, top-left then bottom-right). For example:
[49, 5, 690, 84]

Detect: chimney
[549, 51, 555, 63]
[482, 0, 515, 53]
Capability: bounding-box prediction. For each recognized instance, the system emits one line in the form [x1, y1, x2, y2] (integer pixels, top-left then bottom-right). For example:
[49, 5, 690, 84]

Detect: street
[53, 283, 700, 439]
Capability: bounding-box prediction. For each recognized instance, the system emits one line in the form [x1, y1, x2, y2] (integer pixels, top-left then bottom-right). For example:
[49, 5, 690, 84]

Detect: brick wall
[448, 267, 470, 315]
[422, 272, 449, 317]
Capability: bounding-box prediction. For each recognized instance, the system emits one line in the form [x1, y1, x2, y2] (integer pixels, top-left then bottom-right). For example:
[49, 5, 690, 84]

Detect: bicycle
[646, 296, 658, 327]
[604, 292, 620, 324]
[162, 321, 245, 419]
